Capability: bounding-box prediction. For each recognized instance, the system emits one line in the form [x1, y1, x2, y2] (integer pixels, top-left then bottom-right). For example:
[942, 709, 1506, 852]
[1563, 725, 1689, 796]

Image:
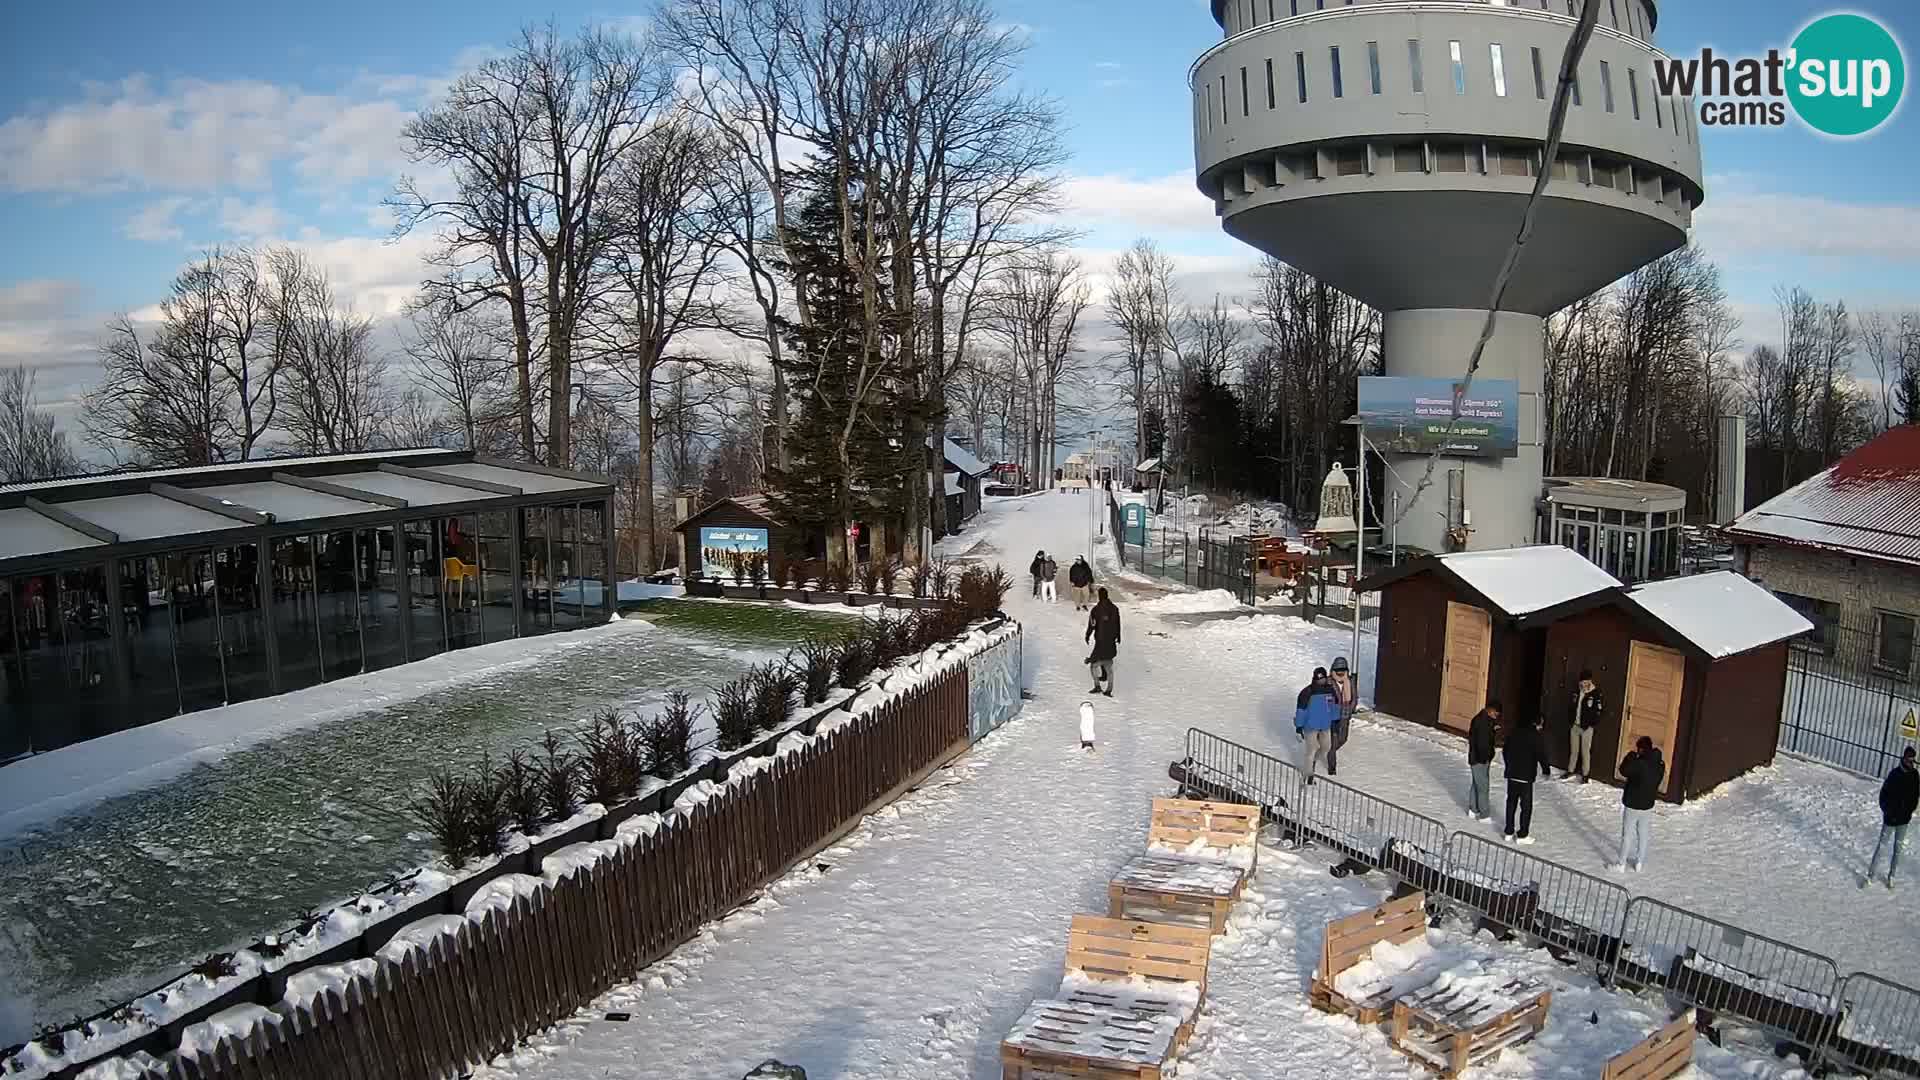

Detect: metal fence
[1780, 617, 1919, 778]
[1176, 726, 1920, 1076]
[1107, 495, 1255, 606]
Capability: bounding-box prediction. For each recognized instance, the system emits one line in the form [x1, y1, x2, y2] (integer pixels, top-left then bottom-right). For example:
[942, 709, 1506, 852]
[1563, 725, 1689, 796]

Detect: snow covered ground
[448, 491, 1907, 1080]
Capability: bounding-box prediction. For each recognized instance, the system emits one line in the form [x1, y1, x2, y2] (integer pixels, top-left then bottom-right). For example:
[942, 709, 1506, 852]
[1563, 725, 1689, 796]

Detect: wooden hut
[1541, 571, 1811, 802]
[1358, 546, 1623, 735]
[673, 495, 802, 582]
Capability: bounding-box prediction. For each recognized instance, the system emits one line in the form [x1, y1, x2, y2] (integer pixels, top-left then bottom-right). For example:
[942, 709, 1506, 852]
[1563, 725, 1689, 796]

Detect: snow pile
[1625, 571, 1813, 658]
[1111, 854, 1246, 899]
[1438, 546, 1621, 615]
[1147, 834, 1256, 871]
[1057, 971, 1202, 1022]
[75, 1052, 165, 1080]
[177, 1004, 278, 1059]
[281, 959, 377, 1011]
[1135, 589, 1245, 615]
[1330, 930, 1443, 1004]
[464, 874, 546, 920]
[375, 915, 468, 963]
[542, 840, 625, 885]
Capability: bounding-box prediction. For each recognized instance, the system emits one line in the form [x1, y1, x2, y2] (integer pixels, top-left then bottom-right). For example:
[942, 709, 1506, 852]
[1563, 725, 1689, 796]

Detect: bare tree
[0, 367, 80, 482]
[84, 260, 227, 466]
[988, 251, 1089, 487]
[1859, 310, 1900, 432]
[1108, 239, 1177, 463]
[272, 249, 391, 454]
[385, 388, 453, 448]
[405, 298, 511, 451]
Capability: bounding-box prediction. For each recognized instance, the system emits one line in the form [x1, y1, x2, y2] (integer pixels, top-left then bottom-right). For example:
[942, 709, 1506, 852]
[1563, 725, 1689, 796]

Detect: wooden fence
[117, 664, 970, 1079]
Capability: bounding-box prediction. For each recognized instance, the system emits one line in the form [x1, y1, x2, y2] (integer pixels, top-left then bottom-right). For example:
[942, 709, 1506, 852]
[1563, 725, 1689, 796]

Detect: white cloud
[1093, 61, 1125, 71]
[1693, 174, 1920, 262]
[124, 196, 194, 242]
[216, 197, 283, 239]
[1059, 172, 1218, 236]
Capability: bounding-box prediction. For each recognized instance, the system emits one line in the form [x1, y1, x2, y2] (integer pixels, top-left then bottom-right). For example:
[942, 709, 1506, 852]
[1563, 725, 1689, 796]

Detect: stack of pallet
[999, 798, 1261, 1079]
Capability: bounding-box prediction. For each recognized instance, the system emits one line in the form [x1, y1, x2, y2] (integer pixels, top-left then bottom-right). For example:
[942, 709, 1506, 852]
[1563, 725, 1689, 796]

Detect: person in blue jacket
[1294, 666, 1340, 785]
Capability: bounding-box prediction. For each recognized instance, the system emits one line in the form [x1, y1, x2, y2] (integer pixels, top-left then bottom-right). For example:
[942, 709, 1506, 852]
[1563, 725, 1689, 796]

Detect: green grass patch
[618, 598, 860, 644]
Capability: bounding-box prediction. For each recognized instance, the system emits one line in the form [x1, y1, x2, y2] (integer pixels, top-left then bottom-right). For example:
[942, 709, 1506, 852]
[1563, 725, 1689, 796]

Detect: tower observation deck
[1192, 0, 1704, 553]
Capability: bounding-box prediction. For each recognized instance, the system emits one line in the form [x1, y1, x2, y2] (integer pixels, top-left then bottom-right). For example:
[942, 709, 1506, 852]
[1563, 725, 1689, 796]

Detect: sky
[1, 0, 1917, 450]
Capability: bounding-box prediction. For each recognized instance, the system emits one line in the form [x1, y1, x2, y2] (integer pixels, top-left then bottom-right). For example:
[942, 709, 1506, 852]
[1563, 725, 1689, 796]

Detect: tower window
[1330, 46, 1344, 98]
[1570, 69, 1582, 106]
[1408, 40, 1424, 94]
[1241, 66, 1250, 116]
[1654, 91, 1663, 127]
[1628, 67, 1641, 117]
[1204, 83, 1214, 133]
[1367, 41, 1382, 94]
[1434, 143, 1468, 172]
[1296, 51, 1308, 103]
[1600, 60, 1614, 111]
[1336, 146, 1366, 175]
[1393, 143, 1425, 172]
[1266, 58, 1277, 109]
[1608, 0, 1619, 28]
[1221, 74, 1229, 123]
[1449, 40, 1466, 95]
[1490, 43, 1507, 97]
[1531, 47, 1545, 99]
[1291, 0, 1299, 15]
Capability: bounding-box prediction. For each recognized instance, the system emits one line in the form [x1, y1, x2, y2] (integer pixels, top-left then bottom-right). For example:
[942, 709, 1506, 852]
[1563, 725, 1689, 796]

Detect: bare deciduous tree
[272, 249, 390, 454]
[404, 298, 511, 451]
[0, 367, 80, 482]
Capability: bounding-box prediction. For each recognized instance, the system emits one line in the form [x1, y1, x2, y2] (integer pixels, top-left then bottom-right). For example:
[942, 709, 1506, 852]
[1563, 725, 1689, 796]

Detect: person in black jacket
[1866, 746, 1918, 890]
[1029, 551, 1047, 597]
[1501, 711, 1551, 844]
[1069, 556, 1094, 610]
[1565, 669, 1605, 782]
[1465, 701, 1501, 821]
[1085, 587, 1121, 696]
[1613, 736, 1665, 872]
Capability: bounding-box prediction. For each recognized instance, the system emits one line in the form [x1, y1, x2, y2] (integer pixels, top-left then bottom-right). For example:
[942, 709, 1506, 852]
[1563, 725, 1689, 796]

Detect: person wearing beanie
[1566, 669, 1605, 782]
[1327, 656, 1355, 777]
[1613, 735, 1665, 872]
[1069, 555, 1095, 610]
[1294, 667, 1340, 784]
[1029, 550, 1047, 597]
[1866, 746, 1918, 890]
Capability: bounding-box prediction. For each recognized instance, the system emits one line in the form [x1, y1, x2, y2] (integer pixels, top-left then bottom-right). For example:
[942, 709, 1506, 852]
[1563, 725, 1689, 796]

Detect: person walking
[1566, 669, 1604, 782]
[1501, 711, 1551, 844]
[1327, 656, 1355, 777]
[1069, 556, 1094, 610]
[1294, 667, 1340, 785]
[1613, 736, 1665, 872]
[1085, 587, 1121, 696]
[1029, 550, 1047, 597]
[1042, 553, 1060, 603]
[1466, 700, 1501, 822]
[1866, 746, 1918, 890]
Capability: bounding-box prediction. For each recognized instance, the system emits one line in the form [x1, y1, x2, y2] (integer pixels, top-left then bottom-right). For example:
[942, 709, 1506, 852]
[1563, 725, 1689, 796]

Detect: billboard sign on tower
[1358, 377, 1519, 458]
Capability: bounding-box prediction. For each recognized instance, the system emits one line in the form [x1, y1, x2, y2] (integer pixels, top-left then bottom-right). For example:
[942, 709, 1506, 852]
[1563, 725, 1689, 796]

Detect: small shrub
[904, 608, 941, 653]
[188, 951, 241, 981]
[747, 553, 768, 587]
[866, 613, 907, 669]
[498, 749, 545, 835]
[857, 560, 881, 595]
[463, 754, 509, 860]
[878, 558, 900, 596]
[642, 691, 699, 778]
[414, 768, 475, 869]
[910, 559, 934, 598]
[836, 630, 876, 688]
[539, 731, 578, 824]
[956, 564, 1013, 621]
[792, 637, 838, 705]
[822, 560, 853, 594]
[712, 677, 759, 751]
[929, 558, 953, 600]
[577, 709, 646, 806]
[753, 662, 798, 731]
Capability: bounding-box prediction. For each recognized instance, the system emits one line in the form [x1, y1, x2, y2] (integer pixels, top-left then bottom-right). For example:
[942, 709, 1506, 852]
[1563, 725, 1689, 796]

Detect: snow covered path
[471, 493, 1907, 1079]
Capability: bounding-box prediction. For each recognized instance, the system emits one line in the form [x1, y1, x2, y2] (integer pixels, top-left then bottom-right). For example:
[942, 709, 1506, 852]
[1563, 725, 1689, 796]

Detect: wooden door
[1620, 640, 1685, 796]
[1439, 601, 1492, 733]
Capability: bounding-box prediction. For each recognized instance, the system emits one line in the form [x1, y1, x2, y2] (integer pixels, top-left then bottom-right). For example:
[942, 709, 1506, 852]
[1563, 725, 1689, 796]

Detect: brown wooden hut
[1541, 571, 1811, 802]
[673, 495, 802, 582]
[1357, 546, 1623, 735]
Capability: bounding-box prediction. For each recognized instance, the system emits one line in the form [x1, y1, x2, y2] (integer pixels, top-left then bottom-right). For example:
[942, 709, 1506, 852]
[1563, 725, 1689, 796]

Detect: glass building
[0, 450, 616, 759]
[1538, 476, 1687, 584]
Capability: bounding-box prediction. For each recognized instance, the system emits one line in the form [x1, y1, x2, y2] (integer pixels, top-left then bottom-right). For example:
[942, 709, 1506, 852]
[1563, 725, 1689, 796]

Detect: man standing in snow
[1085, 587, 1121, 696]
[1566, 669, 1604, 782]
[1613, 736, 1664, 872]
[1294, 667, 1340, 785]
[1042, 553, 1060, 603]
[1030, 550, 1047, 597]
[1069, 555, 1094, 610]
[1327, 656, 1355, 777]
[1466, 700, 1501, 821]
[1866, 746, 1918, 890]
[1501, 711, 1551, 843]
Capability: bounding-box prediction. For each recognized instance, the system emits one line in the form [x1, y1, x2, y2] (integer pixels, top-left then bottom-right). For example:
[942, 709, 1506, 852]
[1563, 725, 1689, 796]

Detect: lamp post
[1341, 416, 1367, 685]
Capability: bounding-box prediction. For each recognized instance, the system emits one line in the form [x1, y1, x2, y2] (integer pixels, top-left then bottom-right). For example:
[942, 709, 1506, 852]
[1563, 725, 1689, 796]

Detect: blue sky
[1, 0, 1916, 423]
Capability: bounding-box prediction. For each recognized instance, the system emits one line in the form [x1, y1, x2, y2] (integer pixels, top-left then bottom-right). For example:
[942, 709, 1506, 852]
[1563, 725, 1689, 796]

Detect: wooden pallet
[1108, 855, 1246, 934]
[1602, 1011, 1697, 1080]
[1390, 978, 1552, 1078]
[1001, 999, 1175, 1080]
[1308, 891, 1430, 1024]
[1145, 797, 1261, 874]
[1058, 914, 1211, 1051]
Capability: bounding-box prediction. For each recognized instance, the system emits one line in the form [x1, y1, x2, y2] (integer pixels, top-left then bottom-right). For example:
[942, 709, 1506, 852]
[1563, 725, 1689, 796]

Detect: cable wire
[1386, 0, 1606, 529]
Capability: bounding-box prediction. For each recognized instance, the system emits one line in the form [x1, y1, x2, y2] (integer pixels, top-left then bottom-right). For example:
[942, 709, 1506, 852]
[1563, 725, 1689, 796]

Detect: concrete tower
[1191, 0, 1704, 553]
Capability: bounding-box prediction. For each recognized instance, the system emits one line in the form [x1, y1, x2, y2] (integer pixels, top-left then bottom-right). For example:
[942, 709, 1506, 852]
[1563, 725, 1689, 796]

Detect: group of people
[1028, 550, 1096, 609]
[1291, 658, 1356, 782]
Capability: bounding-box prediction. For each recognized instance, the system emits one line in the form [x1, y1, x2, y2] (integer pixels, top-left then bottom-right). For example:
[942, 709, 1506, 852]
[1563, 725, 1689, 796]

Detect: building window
[1408, 39, 1425, 93]
[1570, 68, 1582, 106]
[1330, 46, 1344, 98]
[1336, 146, 1366, 175]
[1291, 0, 1299, 15]
[1600, 61, 1614, 111]
[1674, 97, 1687, 139]
[1242, 65, 1251, 116]
[1367, 41, 1382, 94]
[1531, 47, 1546, 99]
[1498, 145, 1532, 176]
[1220, 74, 1229, 123]
[1266, 58, 1277, 108]
[1608, 0, 1619, 27]
[1654, 91, 1663, 127]
[1268, 0, 1276, 22]
[1776, 591, 1839, 654]
[1296, 51, 1308, 102]
[1490, 43, 1507, 96]
[1628, 67, 1642, 118]
[1203, 84, 1213, 133]
[1878, 611, 1916, 676]
[1316, 0, 1324, 8]
[1449, 40, 1466, 94]
[1434, 143, 1468, 172]
[1394, 143, 1425, 172]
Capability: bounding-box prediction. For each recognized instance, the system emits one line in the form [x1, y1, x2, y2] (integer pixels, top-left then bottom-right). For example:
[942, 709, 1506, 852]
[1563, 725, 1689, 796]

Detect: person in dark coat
[1501, 711, 1551, 844]
[1565, 669, 1605, 782]
[1085, 587, 1121, 696]
[1069, 556, 1094, 610]
[1867, 746, 1918, 890]
[1327, 656, 1355, 777]
[1029, 550, 1047, 597]
[1465, 701, 1501, 821]
[1614, 736, 1665, 872]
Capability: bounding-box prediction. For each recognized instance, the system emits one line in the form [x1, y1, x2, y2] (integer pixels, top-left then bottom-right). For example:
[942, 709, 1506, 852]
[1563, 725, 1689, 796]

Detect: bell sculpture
[1313, 462, 1358, 538]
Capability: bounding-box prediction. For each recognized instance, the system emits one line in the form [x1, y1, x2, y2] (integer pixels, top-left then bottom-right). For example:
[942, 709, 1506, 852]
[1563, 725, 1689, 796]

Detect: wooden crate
[1108, 856, 1246, 934]
[1389, 978, 1552, 1078]
[1602, 1011, 1697, 1080]
[1058, 915, 1211, 1050]
[1145, 797, 1260, 875]
[1000, 999, 1175, 1080]
[1309, 891, 1430, 1024]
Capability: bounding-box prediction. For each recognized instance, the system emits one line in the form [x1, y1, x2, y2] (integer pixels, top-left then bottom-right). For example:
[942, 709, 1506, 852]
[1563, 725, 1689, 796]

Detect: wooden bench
[1107, 798, 1260, 934]
[1602, 1011, 1697, 1080]
[1310, 891, 1430, 1023]
[1390, 977, 1552, 1078]
[1001, 1000, 1176, 1080]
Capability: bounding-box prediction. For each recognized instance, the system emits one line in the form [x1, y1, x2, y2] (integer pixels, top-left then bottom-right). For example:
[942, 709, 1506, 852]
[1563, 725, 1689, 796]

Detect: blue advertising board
[698, 526, 770, 579]
[1358, 376, 1519, 458]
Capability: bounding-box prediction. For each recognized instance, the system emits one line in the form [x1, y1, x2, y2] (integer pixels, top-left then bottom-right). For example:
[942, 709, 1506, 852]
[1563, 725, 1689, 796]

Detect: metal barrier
[1827, 972, 1920, 1078]
[1181, 728, 1303, 820]
[1441, 830, 1630, 966]
[1290, 772, 1453, 878]
[1607, 896, 1841, 1050]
